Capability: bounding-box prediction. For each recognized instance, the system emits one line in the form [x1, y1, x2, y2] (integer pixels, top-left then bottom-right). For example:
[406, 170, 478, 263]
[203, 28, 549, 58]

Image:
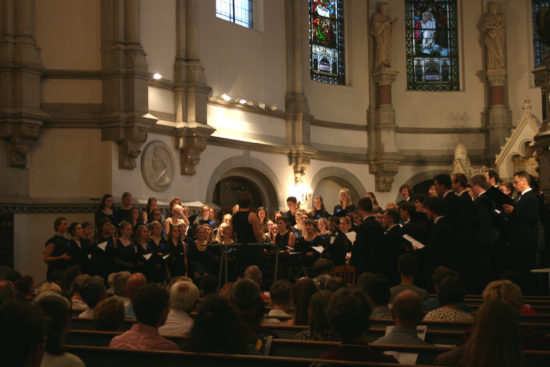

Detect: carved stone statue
[371, 2, 397, 70]
[483, 2, 506, 71]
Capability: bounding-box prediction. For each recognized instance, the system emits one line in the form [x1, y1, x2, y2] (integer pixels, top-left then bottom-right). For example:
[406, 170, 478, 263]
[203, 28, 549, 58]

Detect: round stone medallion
[141, 141, 174, 192]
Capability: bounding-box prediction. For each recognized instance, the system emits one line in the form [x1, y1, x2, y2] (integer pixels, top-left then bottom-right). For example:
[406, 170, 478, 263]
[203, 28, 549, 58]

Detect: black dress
[112, 239, 138, 272]
[44, 235, 71, 281]
[232, 211, 262, 276]
[90, 235, 115, 279]
[295, 235, 323, 267]
[333, 204, 356, 217]
[310, 209, 331, 220]
[167, 239, 188, 277]
[67, 239, 92, 273]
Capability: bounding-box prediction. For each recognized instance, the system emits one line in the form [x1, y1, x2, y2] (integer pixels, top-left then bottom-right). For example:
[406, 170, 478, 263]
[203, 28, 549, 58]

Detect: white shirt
[41, 352, 85, 367]
[158, 308, 193, 335]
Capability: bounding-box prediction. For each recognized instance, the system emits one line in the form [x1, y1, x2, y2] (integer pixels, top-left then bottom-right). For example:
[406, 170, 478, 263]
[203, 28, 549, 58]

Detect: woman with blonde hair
[333, 188, 355, 217]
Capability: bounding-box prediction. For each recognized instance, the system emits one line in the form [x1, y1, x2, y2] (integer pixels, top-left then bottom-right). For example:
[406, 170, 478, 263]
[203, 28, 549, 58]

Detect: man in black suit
[382, 209, 411, 285]
[470, 174, 498, 292]
[351, 197, 385, 276]
[502, 171, 539, 292]
[400, 201, 428, 245]
[433, 174, 459, 225]
[397, 184, 413, 207]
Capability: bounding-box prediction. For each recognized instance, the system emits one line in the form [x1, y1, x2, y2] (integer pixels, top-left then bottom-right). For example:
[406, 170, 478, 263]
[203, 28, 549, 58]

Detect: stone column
[368, 69, 403, 192]
[173, 0, 214, 175]
[533, 55, 550, 204]
[486, 69, 512, 157]
[0, 0, 47, 171]
[284, 0, 316, 185]
[100, 0, 157, 169]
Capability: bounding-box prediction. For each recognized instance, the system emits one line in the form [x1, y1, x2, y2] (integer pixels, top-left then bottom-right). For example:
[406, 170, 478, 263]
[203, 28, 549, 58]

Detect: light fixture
[221, 93, 232, 101]
[153, 73, 162, 80]
[293, 182, 312, 206]
[239, 99, 247, 104]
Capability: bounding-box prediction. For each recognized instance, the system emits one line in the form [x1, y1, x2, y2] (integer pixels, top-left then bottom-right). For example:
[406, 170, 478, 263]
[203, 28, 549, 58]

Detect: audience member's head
[438, 276, 465, 306]
[0, 280, 15, 305]
[133, 284, 170, 328]
[93, 297, 125, 331]
[431, 266, 458, 293]
[191, 295, 251, 354]
[308, 290, 333, 331]
[244, 265, 263, 287]
[126, 273, 147, 301]
[392, 290, 424, 328]
[37, 282, 62, 296]
[112, 271, 131, 297]
[81, 276, 106, 310]
[313, 258, 334, 277]
[326, 276, 348, 292]
[357, 273, 390, 307]
[482, 279, 522, 314]
[15, 275, 34, 300]
[199, 274, 218, 297]
[230, 278, 260, 314]
[33, 292, 71, 355]
[397, 253, 417, 278]
[315, 274, 333, 290]
[70, 274, 90, 298]
[170, 281, 199, 313]
[0, 300, 45, 367]
[269, 280, 293, 310]
[328, 288, 372, 343]
[5, 270, 22, 283]
[292, 278, 318, 326]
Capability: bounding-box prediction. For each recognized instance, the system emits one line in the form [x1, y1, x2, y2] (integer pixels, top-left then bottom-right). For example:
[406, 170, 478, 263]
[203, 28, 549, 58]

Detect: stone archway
[398, 169, 449, 200]
[205, 156, 282, 213]
[310, 167, 367, 212]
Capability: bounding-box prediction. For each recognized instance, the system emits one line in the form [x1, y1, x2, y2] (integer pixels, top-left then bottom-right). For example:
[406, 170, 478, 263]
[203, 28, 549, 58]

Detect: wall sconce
[293, 182, 312, 207]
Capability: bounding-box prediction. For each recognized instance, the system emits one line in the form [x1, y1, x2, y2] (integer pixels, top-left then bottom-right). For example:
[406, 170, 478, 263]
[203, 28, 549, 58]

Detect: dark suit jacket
[443, 191, 460, 225]
[508, 190, 539, 252]
[351, 216, 385, 276]
[421, 216, 454, 268]
[383, 225, 410, 285]
[472, 193, 498, 248]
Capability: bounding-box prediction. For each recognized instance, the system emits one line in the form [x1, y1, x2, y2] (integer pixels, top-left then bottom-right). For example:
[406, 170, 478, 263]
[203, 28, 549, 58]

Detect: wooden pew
[64, 345, 434, 367]
[70, 316, 135, 331]
[66, 329, 188, 349]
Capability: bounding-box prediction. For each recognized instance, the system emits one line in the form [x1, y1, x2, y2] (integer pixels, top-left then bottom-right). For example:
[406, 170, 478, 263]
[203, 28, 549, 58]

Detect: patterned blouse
[423, 306, 474, 322]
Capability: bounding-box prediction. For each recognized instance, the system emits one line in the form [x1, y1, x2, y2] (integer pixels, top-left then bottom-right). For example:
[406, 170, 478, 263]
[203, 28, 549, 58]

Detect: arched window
[405, 0, 459, 91]
[216, 0, 253, 29]
[309, 0, 345, 85]
[532, 1, 550, 70]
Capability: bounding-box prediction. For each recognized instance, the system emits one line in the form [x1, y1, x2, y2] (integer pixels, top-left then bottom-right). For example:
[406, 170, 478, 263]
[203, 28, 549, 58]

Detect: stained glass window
[309, 0, 345, 85]
[533, 1, 550, 69]
[405, 0, 459, 91]
[216, 0, 253, 29]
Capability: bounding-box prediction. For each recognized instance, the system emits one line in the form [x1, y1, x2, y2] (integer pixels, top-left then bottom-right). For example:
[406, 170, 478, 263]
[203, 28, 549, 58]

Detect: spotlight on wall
[222, 93, 232, 101]
[153, 73, 162, 80]
[293, 182, 312, 206]
[239, 99, 247, 104]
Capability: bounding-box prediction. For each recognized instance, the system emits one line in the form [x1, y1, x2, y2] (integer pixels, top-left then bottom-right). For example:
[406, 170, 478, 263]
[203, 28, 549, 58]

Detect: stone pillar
[533, 55, 550, 204]
[368, 69, 403, 192]
[100, 0, 157, 169]
[284, 0, 316, 185]
[486, 69, 512, 157]
[0, 0, 47, 170]
[173, 0, 214, 175]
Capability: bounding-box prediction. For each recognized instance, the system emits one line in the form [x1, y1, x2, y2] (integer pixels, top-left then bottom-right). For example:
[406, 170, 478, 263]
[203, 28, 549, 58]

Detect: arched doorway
[213, 176, 264, 213]
[313, 176, 361, 213]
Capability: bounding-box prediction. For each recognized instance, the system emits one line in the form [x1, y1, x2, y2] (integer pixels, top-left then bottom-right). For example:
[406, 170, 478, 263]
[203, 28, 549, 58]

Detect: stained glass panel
[309, 0, 345, 85]
[405, 0, 459, 91]
[533, 1, 550, 69]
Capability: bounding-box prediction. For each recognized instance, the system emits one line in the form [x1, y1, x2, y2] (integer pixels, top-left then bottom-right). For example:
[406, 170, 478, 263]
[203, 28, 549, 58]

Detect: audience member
[296, 290, 338, 341]
[159, 280, 199, 335]
[291, 277, 318, 326]
[390, 254, 429, 302]
[0, 280, 15, 305]
[78, 275, 106, 318]
[93, 297, 125, 331]
[264, 280, 293, 323]
[109, 284, 178, 351]
[373, 290, 429, 346]
[322, 288, 398, 363]
[423, 276, 473, 322]
[15, 275, 35, 302]
[357, 273, 391, 319]
[69, 274, 90, 310]
[37, 282, 62, 296]
[33, 292, 85, 367]
[124, 272, 147, 318]
[111, 271, 131, 308]
[244, 265, 270, 302]
[199, 274, 218, 298]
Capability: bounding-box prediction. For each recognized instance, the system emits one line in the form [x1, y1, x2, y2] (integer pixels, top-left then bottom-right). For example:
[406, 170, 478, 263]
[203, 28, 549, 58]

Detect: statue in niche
[482, 2, 506, 71]
[371, 2, 397, 70]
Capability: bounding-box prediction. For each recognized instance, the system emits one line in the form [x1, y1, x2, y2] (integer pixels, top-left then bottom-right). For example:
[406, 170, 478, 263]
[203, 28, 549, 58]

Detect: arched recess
[205, 156, 283, 213]
[398, 169, 449, 200]
[310, 167, 367, 211]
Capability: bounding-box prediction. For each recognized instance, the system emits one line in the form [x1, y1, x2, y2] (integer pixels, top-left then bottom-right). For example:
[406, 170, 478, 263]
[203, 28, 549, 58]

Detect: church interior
[0, 0, 549, 284]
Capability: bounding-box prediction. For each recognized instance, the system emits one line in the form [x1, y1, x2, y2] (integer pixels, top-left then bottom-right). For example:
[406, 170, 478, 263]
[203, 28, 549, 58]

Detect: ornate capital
[288, 147, 316, 184]
[175, 123, 215, 175]
[372, 69, 399, 86]
[369, 154, 403, 192]
[486, 68, 507, 86]
[0, 123, 41, 168]
[102, 125, 150, 169]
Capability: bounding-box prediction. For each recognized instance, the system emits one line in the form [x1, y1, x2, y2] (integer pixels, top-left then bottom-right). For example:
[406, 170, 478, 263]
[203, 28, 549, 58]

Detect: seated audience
[373, 290, 429, 346]
[230, 279, 269, 340]
[357, 273, 391, 320]
[312, 258, 334, 288]
[158, 280, 199, 335]
[36, 282, 62, 296]
[435, 300, 523, 367]
[321, 288, 398, 363]
[0, 280, 15, 305]
[0, 299, 45, 367]
[199, 274, 218, 298]
[69, 274, 90, 310]
[423, 276, 473, 322]
[93, 297, 125, 331]
[78, 275, 106, 318]
[123, 272, 147, 318]
[15, 275, 35, 302]
[264, 280, 293, 323]
[111, 271, 131, 308]
[291, 277, 318, 326]
[244, 265, 270, 302]
[423, 266, 470, 312]
[33, 292, 85, 367]
[390, 253, 429, 302]
[296, 290, 338, 341]
[109, 284, 178, 351]
[190, 295, 256, 354]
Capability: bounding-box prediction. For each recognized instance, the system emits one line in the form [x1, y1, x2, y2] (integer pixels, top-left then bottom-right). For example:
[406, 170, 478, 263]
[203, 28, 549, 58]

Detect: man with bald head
[372, 290, 429, 346]
[124, 273, 147, 319]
